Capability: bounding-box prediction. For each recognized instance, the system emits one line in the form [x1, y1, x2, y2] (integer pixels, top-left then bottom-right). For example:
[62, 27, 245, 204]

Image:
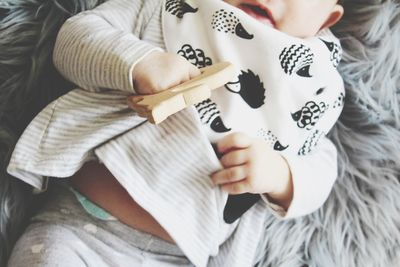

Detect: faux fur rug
[0, 0, 399, 266]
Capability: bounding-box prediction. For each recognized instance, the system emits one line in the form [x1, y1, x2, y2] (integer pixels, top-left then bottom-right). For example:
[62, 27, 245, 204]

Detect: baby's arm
[53, 0, 198, 94]
[212, 134, 338, 218]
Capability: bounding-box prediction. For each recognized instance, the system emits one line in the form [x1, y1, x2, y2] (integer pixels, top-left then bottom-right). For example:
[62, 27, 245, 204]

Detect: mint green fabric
[69, 187, 116, 221]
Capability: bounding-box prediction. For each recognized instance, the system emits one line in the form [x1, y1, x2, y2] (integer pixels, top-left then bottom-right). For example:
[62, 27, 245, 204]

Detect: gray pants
[8, 184, 193, 267]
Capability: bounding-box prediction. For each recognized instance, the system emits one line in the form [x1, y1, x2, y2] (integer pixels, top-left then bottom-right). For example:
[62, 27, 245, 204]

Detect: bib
[163, 0, 344, 155]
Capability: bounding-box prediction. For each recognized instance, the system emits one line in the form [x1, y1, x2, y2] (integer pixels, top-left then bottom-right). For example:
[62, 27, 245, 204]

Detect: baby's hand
[211, 132, 293, 207]
[132, 51, 200, 94]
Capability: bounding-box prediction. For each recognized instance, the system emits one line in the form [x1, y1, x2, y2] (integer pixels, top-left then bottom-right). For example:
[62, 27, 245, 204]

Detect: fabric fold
[95, 108, 228, 266]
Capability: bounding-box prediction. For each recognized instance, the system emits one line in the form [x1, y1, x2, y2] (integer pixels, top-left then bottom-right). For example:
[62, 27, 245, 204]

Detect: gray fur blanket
[0, 0, 399, 266]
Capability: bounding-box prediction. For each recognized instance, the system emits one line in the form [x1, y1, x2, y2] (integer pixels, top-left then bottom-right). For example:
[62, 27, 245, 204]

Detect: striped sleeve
[53, 0, 163, 93]
[6, 89, 147, 189]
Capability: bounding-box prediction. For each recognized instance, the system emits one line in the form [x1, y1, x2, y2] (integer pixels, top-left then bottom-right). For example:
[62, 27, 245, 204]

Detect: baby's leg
[8, 223, 97, 266]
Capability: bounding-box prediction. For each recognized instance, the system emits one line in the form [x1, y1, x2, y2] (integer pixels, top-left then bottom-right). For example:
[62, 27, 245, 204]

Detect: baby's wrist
[266, 155, 293, 210]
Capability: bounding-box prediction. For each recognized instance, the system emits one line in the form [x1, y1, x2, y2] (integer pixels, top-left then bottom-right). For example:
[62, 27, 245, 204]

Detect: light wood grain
[127, 62, 235, 124]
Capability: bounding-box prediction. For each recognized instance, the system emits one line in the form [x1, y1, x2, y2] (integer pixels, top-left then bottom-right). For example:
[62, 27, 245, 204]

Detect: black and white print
[224, 69, 266, 109]
[291, 101, 328, 130]
[211, 9, 254, 39]
[195, 99, 231, 133]
[176, 45, 230, 132]
[165, 0, 198, 18]
[314, 87, 326, 96]
[298, 129, 324, 155]
[320, 38, 342, 68]
[257, 128, 289, 151]
[332, 92, 345, 109]
[279, 44, 314, 77]
[177, 44, 212, 68]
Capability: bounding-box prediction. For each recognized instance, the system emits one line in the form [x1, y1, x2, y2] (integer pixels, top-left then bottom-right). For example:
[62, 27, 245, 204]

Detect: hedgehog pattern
[332, 92, 345, 109]
[298, 130, 324, 155]
[176, 45, 231, 133]
[291, 101, 328, 130]
[257, 128, 289, 151]
[177, 44, 212, 68]
[167, 6, 340, 148]
[320, 38, 342, 68]
[279, 44, 314, 77]
[195, 99, 231, 133]
[165, 0, 198, 18]
[211, 9, 254, 39]
[224, 69, 266, 109]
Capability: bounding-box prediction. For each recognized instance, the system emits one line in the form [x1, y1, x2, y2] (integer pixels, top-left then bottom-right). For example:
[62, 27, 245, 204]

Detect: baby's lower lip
[238, 4, 274, 27]
[239, 5, 273, 27]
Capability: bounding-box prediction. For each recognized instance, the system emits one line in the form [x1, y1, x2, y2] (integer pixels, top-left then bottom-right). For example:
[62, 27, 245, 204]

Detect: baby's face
[223, 0, 343, 38]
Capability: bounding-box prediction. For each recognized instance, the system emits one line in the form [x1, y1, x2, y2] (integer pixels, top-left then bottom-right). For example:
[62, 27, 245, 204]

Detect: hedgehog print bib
[162, 0, 345, 156]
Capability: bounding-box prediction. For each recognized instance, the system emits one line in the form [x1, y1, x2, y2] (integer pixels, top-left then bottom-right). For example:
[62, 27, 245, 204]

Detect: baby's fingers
[216, 132, 252, 154]
[220, 149, 249, 167]
[211, 166, 247, 185]
[220, 180, 250, 195]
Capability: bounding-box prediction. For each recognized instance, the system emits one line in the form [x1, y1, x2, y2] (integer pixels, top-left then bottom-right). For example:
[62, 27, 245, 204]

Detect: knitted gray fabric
[1, 0, 399, 266]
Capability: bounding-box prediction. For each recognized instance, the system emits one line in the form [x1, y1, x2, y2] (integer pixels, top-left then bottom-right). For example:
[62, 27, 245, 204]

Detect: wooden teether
[127, 62, 235, 124]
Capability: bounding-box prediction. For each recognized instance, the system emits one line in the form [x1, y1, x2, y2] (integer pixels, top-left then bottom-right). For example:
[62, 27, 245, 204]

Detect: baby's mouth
[238, 4, 275, 27]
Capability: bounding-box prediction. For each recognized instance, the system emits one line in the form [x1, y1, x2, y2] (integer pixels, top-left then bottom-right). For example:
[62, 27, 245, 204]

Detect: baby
[7, 0, 345, 266]
[130, 0, 344, 219]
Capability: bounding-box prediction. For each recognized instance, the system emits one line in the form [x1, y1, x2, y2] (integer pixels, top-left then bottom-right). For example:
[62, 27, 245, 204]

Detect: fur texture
[0, 1, 104, 265]
[0, 0, 399, 266]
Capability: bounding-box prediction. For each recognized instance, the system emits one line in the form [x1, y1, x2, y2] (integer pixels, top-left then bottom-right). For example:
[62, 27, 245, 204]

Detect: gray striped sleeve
[7, 89, 147, 186]
[52, 0, 164, 93]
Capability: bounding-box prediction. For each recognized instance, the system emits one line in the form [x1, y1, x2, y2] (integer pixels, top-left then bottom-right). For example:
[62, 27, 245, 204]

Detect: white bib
[163, 0, 344, 156]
